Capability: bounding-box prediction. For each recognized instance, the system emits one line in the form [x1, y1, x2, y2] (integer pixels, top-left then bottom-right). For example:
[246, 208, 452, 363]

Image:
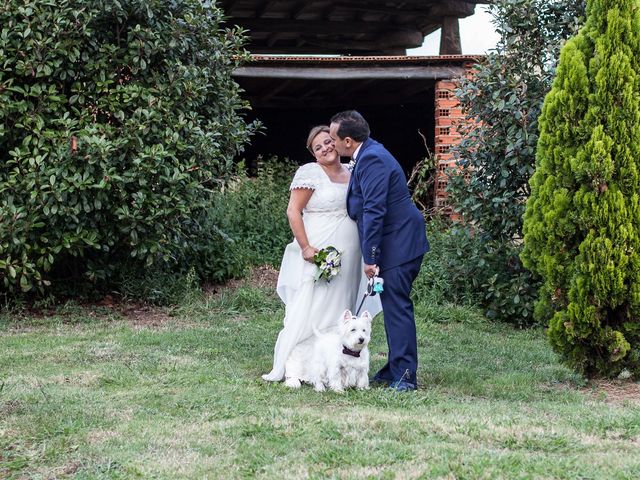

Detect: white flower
[313, 246, 342, 282]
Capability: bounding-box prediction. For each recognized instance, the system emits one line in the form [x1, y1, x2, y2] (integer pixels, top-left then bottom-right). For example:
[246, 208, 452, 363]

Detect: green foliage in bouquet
[446, 0, 585, 324]
[0, 0, 258, 295]
[313, 246, 342, 283]
[521, 0, 640, 377]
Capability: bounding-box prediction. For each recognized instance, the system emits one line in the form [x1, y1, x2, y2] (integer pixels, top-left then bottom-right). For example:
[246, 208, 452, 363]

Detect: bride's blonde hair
[306, 125, 330, 156]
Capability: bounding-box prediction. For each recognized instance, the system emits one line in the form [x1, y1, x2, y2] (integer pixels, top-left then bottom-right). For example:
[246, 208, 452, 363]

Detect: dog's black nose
[358, 337, 365, 343]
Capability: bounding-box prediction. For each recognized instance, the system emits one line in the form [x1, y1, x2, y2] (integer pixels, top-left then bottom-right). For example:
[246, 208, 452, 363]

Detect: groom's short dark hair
[331, 110, 370, 142]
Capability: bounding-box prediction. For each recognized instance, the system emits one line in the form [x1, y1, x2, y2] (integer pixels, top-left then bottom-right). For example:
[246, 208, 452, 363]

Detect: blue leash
[355, 274, 384, 316]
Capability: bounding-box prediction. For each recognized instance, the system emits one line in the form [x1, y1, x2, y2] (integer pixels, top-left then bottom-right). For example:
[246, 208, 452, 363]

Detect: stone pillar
[439, 16, 461, 55]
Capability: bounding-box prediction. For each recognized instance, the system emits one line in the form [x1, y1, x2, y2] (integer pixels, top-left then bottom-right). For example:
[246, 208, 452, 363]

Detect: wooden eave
[233, 54, 481, 108]
[221, 1, 490, 55]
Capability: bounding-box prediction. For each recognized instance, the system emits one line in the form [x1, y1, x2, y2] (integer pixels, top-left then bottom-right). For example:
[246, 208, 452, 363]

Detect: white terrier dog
[284, 309, 372, 392]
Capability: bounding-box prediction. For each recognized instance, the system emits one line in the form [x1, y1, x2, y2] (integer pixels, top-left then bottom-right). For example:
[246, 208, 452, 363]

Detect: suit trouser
[375, 255, 423, 385]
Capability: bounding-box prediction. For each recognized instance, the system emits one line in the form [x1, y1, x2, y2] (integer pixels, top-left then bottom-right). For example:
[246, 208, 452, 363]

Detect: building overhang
[221, 1, 490, 55]
[233, 54, 480, 108]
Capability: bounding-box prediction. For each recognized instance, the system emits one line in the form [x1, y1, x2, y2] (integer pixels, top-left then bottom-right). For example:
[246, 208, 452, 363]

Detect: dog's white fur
[284, 309, 372, 392]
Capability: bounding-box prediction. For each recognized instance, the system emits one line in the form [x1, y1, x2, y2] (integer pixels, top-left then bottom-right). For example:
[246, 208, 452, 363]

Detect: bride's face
[310, 132, 338, 165]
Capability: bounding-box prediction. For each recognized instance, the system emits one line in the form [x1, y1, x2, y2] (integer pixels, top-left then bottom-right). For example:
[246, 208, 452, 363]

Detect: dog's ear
[342, 309, 353, 322]
[360, 310, 373, 323]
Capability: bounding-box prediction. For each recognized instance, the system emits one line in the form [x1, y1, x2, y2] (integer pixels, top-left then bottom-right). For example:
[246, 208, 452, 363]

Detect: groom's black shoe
[388, 380, 417, 392]
[370, 373, 392, 386]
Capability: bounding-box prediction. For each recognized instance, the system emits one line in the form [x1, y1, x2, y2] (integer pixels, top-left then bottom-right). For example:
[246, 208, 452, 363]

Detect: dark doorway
[238, 85, 435, 177]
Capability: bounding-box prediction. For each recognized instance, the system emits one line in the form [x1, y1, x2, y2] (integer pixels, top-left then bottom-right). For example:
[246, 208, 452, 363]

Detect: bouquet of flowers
[313, 246, 342, 282]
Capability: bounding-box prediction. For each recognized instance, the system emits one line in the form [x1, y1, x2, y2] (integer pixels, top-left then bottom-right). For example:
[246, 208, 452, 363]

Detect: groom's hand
[364, 263, 378, 278]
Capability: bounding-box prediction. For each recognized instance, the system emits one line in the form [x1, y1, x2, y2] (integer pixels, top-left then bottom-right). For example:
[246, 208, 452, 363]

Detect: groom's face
[329, 122, 352, 157]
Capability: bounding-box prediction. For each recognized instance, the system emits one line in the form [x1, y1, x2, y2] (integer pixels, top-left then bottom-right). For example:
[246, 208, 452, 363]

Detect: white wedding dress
[262, 162, 382, 382]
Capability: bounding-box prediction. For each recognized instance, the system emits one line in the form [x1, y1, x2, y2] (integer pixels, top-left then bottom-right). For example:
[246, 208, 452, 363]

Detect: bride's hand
[302, 245, 319, 262]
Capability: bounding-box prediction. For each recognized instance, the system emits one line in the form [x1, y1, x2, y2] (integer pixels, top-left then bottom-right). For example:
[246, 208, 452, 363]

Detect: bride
[262, 125, 381, 383]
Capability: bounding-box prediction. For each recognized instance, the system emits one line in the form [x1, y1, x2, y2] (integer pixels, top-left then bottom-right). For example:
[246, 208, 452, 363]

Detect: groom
[329, 110, 429, 392]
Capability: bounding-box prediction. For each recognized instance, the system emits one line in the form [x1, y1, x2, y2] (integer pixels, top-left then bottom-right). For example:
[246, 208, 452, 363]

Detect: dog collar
[342, 346, 361, 358]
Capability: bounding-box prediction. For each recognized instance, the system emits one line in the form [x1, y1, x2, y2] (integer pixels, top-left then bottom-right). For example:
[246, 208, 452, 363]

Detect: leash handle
[355, 272, 383, 316]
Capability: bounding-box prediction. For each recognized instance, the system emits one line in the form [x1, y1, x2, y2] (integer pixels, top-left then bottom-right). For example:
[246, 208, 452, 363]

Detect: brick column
[433, 63, 476, 220]
[433, 79, 462, 219]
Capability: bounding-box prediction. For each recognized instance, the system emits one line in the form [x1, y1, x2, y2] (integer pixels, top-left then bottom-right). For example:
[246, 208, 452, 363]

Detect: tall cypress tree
[522, 0, 640, 377]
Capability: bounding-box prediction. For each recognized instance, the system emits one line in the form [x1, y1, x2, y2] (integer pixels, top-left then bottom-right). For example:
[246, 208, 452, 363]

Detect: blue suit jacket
[347, 137, 429, 269]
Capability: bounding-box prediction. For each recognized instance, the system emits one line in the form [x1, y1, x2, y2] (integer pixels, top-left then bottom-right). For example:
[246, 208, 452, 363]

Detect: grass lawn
[1, 285, 640, 479]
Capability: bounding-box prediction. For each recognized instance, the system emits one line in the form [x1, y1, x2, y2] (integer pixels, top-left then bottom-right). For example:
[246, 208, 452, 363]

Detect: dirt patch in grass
[583, 379, 640, 405]
[204, 264, 279, 295]
[1, 400, 22, 416]
[123, 264, 280, 327]
[3, 301, 179, 332]
[62, 462, 82, 475]
[245, 264, 280, 289]
[3, 266, 279, 333]
[119, 304, 177, 328]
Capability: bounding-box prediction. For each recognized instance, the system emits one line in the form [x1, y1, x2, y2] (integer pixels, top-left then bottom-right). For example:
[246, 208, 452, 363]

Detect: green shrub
[0, 0, 257, 295]
[176, 214, 250, 284]
[115, 265, 201, 306]
[413, 221, 538, 325]
[445, 0, 585, 324]
[209, 157, 297, 267]
[522, 0, 640, 377]
[413, 221, 481, 307]
[408, 149, 437, 214]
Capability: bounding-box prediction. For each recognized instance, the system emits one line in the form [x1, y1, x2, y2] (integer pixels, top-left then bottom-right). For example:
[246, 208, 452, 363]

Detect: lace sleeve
[289, 163, 318, 191]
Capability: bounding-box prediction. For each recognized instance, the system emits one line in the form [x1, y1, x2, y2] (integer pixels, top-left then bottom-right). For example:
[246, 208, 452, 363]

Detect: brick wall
[433, 79, 463, 219]
[433, 62, 477, 220]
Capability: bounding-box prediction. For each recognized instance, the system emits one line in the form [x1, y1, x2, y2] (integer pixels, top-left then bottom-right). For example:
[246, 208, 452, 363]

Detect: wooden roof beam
[427, 0, 476, 17]
[233, 18, 396, 35]
[241, 45, 380, 54]
[300, 30, 423, 51]
[354, 0, 476, 17]
[333, 1, 430, 16]
[233, 65, 466, 80]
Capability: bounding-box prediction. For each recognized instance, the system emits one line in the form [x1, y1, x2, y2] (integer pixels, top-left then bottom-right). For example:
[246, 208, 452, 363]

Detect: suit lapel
[356, 138, 373, 166]
[347, 138, 372, 204]
[347, 159, 355, 198]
